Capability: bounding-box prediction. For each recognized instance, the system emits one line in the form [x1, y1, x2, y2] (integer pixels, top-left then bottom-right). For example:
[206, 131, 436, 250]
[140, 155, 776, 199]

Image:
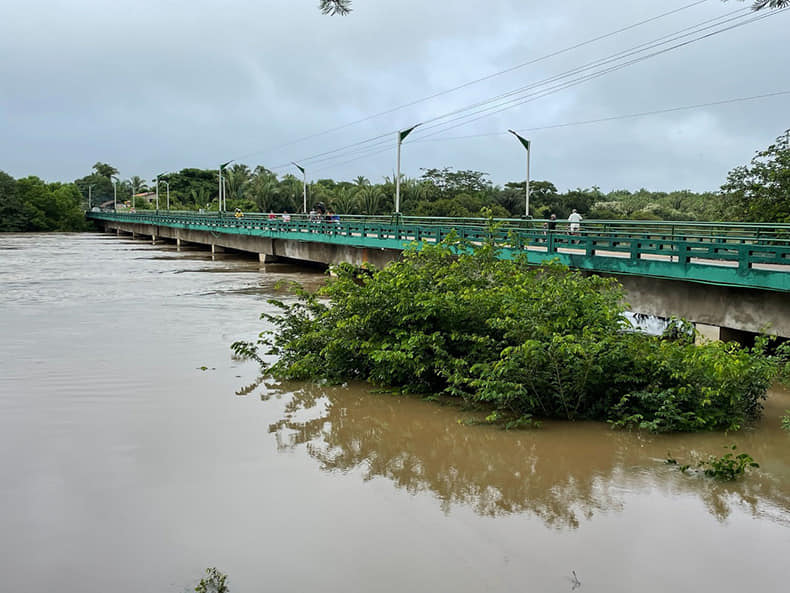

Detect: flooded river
[0, 233, 788, 593]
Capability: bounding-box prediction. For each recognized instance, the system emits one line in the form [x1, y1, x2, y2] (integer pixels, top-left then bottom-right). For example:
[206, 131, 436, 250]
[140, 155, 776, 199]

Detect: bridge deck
[87, 211, 790, 292]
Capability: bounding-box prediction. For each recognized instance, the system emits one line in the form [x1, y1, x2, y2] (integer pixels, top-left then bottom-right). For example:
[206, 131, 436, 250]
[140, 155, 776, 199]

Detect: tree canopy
[720, 130, 790, 223]
[233, 230, 789, 432]
[316, 0, 789, 16]
[319, 0, 351, 15]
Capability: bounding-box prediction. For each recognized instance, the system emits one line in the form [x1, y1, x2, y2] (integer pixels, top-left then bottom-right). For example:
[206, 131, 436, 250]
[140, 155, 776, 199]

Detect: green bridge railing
[87, 210, 790, 292]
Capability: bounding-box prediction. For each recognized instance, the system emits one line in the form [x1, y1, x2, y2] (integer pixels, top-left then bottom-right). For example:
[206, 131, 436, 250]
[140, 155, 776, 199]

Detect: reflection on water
[250, 380, 790, 529]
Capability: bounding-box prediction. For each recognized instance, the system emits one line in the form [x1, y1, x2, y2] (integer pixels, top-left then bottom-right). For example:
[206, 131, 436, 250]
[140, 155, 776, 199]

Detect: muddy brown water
[0, 233, 787, 593]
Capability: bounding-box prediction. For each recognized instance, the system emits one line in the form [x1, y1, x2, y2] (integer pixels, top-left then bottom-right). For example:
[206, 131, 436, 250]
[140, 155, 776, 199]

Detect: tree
[720, 130, 790, 223]
[129, 175, 148, 194]
[224, 164, 251, 203]
[738, 0, 790, 9]
[356, 185, 386, 214]
[92, 162, 119, 179]
[247, 166, 280, 212]
[332, 187, 359, 214]
[319, 0, 352, 15]
[0, 171, 26, 231]
[0, 174, 87, 232]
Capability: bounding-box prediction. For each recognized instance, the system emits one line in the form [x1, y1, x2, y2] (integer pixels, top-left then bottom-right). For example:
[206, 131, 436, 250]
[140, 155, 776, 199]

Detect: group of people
[544, 210, 582, 234]
[308, 202, 340, 224]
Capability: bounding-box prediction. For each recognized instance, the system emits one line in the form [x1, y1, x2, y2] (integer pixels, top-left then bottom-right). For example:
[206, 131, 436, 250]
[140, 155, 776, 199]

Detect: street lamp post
[219, 161, 233, 212]
[292, 162, 307, 213]
[87, 184, 95, 210]
[508, 130, 531, 217]
[153, 173, 166, 210]
[111, 176, 118, 210]
[395, 124, 419, 215]
[159, 179, 170, 210]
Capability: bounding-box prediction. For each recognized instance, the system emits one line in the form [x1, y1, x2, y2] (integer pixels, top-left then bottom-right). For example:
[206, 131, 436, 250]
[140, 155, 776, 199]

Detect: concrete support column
[695, 323, 721, 344]
[259, 253, 281, 263]
[212, 244, 224, 254]
[152, 235, 157, 245]
[695, 324, 756, 347]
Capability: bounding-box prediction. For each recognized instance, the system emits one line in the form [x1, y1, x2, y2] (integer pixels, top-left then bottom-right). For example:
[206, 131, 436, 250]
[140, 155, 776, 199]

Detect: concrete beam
[615, 275, 790, 338]
[100, 221, 789, 338]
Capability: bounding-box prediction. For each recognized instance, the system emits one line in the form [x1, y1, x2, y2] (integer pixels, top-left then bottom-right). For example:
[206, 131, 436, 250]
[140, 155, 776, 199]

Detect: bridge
[87, 210, 790, 339]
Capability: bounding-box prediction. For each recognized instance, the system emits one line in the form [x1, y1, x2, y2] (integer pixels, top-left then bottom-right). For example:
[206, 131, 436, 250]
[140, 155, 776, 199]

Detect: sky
[1, 0, 788, 193]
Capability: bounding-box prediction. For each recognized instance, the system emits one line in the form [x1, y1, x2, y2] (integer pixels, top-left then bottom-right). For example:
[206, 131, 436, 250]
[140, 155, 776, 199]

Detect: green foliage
[665, 445, 760, 480]
[236, 232, 786, 432]
[195, 567, 229, 593]
[0, 172, 90, 232]
[781, 412, 790, 431]
[701, 446, 760, 480]
[320, 0, 352, 15]
[720, 130, 790, 223]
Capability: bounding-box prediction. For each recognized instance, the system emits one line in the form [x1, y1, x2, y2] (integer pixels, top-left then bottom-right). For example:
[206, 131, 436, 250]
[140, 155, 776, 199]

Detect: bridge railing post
[676, 242, 689, 265]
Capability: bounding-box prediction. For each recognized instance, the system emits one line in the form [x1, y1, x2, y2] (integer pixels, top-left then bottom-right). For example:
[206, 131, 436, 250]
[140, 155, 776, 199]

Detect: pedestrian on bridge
[568, 209, 582, 234]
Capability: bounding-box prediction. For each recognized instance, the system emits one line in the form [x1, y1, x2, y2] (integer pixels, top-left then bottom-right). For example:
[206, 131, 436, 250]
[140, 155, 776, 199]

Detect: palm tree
[225, 164, 251, 203]
[319, 0, 352, 15]
[247, 167, 280, 212]
[749, 0, 789, 9]
[356, 186, 386, 215]
[332, 187, 359, 214]
[128, 175, 148, 199]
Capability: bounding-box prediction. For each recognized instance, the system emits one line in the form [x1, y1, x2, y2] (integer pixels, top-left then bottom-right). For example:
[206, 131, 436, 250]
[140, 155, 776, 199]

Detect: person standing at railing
[282, 211, 291, 222]
[568, 209, 582, 234]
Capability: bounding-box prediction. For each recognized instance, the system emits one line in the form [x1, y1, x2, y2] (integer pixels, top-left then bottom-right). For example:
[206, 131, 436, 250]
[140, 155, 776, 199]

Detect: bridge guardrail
[87, 210, 790, 291]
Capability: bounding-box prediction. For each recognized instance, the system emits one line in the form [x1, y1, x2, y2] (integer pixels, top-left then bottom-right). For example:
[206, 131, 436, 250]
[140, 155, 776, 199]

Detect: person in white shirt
[568, 209, 582, 234]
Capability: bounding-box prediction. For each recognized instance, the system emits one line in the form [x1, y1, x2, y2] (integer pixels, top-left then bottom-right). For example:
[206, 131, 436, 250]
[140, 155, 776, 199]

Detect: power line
[229, 0, 712, 162]
[266, 6, 787, 176]
[409, 90, 790, 142]
[410, 7, 770, 140]
[292, 8, 780, 171]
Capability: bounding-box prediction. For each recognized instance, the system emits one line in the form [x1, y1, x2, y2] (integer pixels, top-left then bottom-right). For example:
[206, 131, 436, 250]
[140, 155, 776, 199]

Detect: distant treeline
[1, 131, 787, 231]
[0, 171, 90, 232]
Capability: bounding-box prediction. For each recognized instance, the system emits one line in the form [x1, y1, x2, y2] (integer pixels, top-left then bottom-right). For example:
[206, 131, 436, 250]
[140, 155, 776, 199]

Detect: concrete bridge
[87, 210, 790, 340]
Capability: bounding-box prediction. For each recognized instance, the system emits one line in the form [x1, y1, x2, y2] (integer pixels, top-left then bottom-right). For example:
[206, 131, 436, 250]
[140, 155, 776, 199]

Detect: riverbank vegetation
[2, 131, 787, 229]
[0, 171, 90, 232]
[233, 229, 789, 433]
[667, 445, 760, 481]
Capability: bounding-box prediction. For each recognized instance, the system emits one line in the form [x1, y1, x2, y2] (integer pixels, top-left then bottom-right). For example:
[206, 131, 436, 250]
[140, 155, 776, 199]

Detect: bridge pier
[695, 324, 757, 347]
[211, 244, 224, 254]
[259, 253, 282, 263]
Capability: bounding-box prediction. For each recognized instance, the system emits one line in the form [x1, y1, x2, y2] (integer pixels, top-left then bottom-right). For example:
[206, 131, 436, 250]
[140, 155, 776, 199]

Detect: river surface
[0, 233, 788, 593]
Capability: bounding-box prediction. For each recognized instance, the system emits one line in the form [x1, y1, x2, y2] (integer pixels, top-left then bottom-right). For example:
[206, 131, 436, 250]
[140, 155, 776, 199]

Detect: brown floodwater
[0, 233, 788, 593]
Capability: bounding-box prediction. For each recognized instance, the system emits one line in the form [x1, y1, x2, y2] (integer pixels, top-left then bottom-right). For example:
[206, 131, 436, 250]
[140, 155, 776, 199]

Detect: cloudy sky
[1, 0, 788, 192]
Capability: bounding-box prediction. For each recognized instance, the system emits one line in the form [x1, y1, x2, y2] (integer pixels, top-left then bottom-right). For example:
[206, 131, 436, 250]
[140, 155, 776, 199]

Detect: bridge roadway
[88, 211, 790, 339]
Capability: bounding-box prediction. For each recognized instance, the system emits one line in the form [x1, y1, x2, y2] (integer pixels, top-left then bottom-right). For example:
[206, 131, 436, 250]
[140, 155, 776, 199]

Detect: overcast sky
[1, 0, 788, 192]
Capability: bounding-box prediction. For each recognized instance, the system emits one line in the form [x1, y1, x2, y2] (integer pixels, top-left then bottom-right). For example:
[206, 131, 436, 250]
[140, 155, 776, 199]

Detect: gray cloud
[1, 0, 788, 192]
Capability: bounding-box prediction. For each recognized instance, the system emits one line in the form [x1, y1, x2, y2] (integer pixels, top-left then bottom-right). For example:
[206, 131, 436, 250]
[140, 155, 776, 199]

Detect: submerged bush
[234, 231, 789, 432]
